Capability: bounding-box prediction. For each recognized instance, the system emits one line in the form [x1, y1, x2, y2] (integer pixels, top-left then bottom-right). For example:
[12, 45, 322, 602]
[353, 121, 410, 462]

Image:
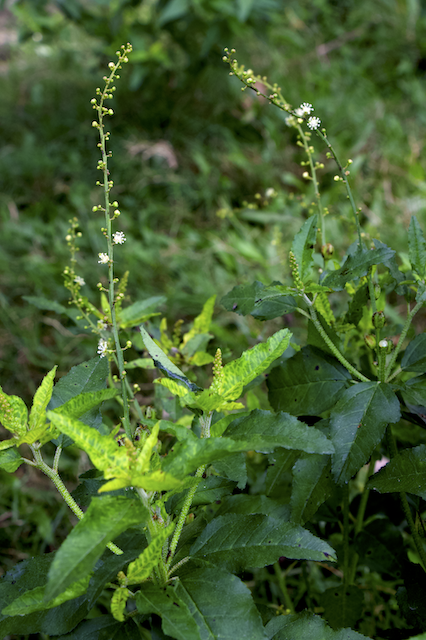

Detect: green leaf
[221, 280, 297, 319]
[169, 476, 237, 514]
[29, 366, 57, 432]
[400, 375, 426, 408]
[266, 449, 300, 498]
[53, 388, 118, 420]
[219, 329, 292, 401]
[291, 454, 334, 524]
[110, 587, 131, 622]
[0, 387, 28, 436]
[127, 522, 175, 585]
[344, 283, 369, 326]
[22, 295, 75, 319]
[401, 334, 426, 372]
[215, 494, 290, 520]
[320, 585, 364, 631]
[118, 295, 166, 328]
[321, 244, 395, 291]
[291, 215, 317, 283]
[0, 447, 23, 472]
[267, 346, 351, 416]
[136, 583, 202, 640]
[265, 609, 369, 639]
[367, 444, 426, 499]
[408, 215, 426, 278]
[45, 496, 149, 601]
[223, 409, 334, 455]
[178, 567, 267, 640]
[140, 325, 200, 392]
[182, 295, 216, 343]
[190, 514, 336, 570]
[330, 382, 400, 484]
[2, 576, 91, 616]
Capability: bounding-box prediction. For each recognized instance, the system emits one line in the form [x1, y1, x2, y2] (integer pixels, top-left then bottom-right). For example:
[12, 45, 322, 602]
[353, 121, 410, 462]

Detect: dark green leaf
[266, 449, 299, 498]
[267, 346, 351, 416]
[401, 334, 426, 372]
[136, 583, 202, 640]
[23, 295, 75, 319]
[354, 520, 405, 578]
[224, 409, 334, 455]
[400, 375, 426, 408]
[215, 494, 291, 520]
[168, 476, 237, 514]
[320, 586, 364, 631]
[221, 281, 297, 319]
[291, 215, 317, 283]
[264, 609, 369, 639]
[190, 514, 336, 570]
[408, 215, 426, 278]
[45, 496, 149, 601]
[344, 283, 369, 326]
[0, 447, 23, 472]
[58, 615, 141, 640]
[330, 383, 400, 484]
[366, 444, 426, 499]
[2, 576, 91, 616]
[321, 245, 395, 291]
[213, 453, 247, 489]
[291, 454, 334, 524]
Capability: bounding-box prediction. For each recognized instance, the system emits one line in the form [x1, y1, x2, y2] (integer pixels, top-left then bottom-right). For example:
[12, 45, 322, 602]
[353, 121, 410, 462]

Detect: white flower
[98, 252, 109, 264]
[74, 276, 85, 286]
[295, 102, 313, 117]
[97, 319, 108, 331]
[97, 339, 108, 358]
[379, 339, 388, 348]
[307, 116, 321, 130]
[265, 188, 276, 198]
[113, 231, 126, 245]
[285, 115, 297, 127]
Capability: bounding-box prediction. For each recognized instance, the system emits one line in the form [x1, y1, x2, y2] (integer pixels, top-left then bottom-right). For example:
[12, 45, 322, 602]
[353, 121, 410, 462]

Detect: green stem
[298, 125, 325, 246]
[273, 562, 295, 613]
[342, 484, 350, 587]
[307, 302, 370, 382]
[31, 446, 123, 556]
[386, 427, 426, 571]
[385, 299, 424, 381]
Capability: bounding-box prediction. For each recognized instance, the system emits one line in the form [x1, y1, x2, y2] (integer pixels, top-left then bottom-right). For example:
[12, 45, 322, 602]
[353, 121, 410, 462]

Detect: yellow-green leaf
[127, 522, 175, 585]
[111, 587, 131, 622]
[182, 295, 216, 344]
[29, 366, 57, 432]
[0, 388, 28, 436]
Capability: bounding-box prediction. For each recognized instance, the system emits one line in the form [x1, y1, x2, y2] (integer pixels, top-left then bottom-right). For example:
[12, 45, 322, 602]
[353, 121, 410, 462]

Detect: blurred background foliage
[1, 0, 426, 402]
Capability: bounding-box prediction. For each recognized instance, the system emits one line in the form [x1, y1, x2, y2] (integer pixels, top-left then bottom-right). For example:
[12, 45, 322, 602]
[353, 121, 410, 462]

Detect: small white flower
[295, 102, 313, 117]
[307, 116, 321, 130]
[98, 252, 109, 264]
[285, 115, 297, 127]
[97, 339, 108, 358]
[265, 188, 276, 198]
[74, 276, 85, 286]
[97, 319, 108, 331]
[113, 231, 126, 245]
[379, 339, 388, 348]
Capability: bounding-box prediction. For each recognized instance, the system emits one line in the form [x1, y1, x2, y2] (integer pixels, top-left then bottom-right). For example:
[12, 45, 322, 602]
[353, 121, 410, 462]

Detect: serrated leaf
[182, 295, 216, 344]
[45, 496, 149, 601]
[265, 609, 369, 639]
[136, 583, 202, 640]
[367, 444, 426, 499]
[266, 449, 300, 498]
[127, 522, 175, 585]
[408, 215, 426, 278]
[400, 375, 426, 409]
[330, 382, 400, 484]
[291, 215, 318, 283]
[0, 447, 23, 472]
[219, 329, 291, 401]
[223, 409, 334, 455]
[0, 437, 19, 451]
[221, 280, 297, 319]
[321, 244, 395, 290]
[53, 388, 118, 419]
[0, 387, 28, 436]
[344, 283, 369, 326]
[29, 366, 57, 432]
[267, 346, 351, 415]
[314, 291, 335, 325]
[320, 585, 364, 630]
[190, 514, 336, 570]
[291, 454, 334, 524]
[2, 576, 91, 616]
[215, 494, 290, 520]
[401, 334, 426, 372]
[118, 295, 166, 328]
[140, 325, 200, 392]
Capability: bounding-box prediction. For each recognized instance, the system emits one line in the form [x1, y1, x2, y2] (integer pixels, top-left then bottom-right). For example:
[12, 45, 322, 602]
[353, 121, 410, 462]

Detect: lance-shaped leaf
[408, 215, 426, 278]
[221, 280, 297, 319]
[118, 295, 166, 328]
[182, 295, 216, 344]
[52, 388, 118, 420]
[0, 387, 28, 437]
[136, 584, 202, 640]
[127, 522, 175, 585]
[29, 366, 57, 432]
[291, 454, 334, 524]
[321, 243, 395, 291]
[190, 514, 336, 570]
[2, 576, 91, 617]
[367, 444, 426, 499]
[267, 346, 351, 416]
[45, 496, 149, 601]
[291, 215, 318, 283]
[154, 379, 244, 412]
[223, 409, 334, 455]
[140, 325, 200, 392]
[330, 382, 400, 484]
[218, 329, 291, 401]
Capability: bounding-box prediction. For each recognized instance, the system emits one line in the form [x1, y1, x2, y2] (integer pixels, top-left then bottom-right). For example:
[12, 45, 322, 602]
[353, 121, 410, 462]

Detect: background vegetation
[1, 0, 426, 637]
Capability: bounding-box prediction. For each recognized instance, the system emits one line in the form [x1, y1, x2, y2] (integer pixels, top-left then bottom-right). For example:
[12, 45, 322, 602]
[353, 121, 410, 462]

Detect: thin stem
[342, 484, 350, 587]
[385, 299, 424, 381]
[308, 301, 370, 382]
[273, 562, 295, 613]
[297, 125, 325, 246]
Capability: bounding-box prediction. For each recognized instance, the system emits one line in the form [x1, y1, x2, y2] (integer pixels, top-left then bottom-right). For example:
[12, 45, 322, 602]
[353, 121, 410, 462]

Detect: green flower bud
[321, 243, 334, 258]
[372, 311, 386, 329]
[364, 335, 376, 349]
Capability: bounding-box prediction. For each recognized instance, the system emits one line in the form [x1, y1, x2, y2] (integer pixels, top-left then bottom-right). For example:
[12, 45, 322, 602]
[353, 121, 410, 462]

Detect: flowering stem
[298, 124, 326, 246]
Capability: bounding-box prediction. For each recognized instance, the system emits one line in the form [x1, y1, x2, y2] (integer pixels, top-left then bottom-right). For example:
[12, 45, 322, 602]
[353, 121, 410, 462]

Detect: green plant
[2, 42, 426, 640]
